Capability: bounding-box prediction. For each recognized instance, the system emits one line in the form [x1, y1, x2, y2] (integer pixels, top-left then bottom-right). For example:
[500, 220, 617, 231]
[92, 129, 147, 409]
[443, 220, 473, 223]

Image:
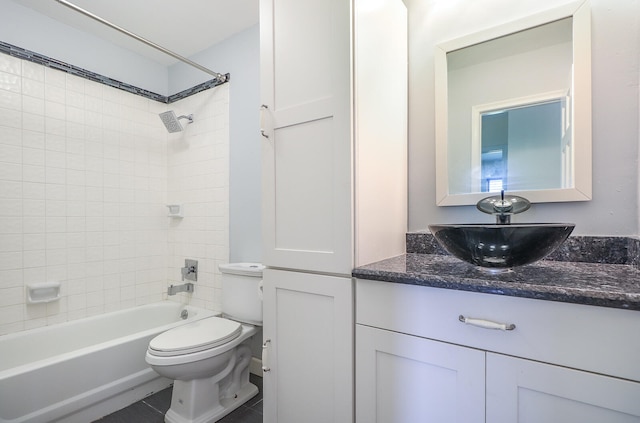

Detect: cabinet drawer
[356, 279, 640, 382]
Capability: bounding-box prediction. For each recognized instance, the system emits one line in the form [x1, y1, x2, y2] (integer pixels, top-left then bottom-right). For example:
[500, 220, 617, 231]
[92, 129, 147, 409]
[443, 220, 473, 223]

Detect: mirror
[435, 0, 591, 206]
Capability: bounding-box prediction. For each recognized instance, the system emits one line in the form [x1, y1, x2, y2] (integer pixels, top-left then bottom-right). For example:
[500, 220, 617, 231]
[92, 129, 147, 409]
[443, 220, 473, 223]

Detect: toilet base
[164, 382, 259, 423]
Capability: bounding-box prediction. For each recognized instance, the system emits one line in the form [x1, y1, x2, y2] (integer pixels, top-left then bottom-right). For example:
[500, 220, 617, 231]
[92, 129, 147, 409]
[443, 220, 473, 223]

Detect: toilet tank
[219, 263, 264, 325]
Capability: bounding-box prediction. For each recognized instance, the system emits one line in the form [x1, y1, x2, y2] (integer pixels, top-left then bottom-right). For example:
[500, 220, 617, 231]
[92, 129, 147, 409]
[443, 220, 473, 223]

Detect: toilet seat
[148, 317, 242, 357]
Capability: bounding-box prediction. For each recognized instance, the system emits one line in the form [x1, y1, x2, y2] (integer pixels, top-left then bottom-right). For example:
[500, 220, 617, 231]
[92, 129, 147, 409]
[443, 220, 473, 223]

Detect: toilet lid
[149, 317, 242, 356]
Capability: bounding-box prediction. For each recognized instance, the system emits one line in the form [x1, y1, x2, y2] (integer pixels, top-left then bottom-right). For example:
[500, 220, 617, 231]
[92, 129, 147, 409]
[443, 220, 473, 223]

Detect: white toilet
[146, 263, 264, 423]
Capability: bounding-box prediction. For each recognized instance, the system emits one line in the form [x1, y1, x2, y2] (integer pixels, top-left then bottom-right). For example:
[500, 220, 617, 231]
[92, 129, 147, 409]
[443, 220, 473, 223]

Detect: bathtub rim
[0, 301, 219, 380]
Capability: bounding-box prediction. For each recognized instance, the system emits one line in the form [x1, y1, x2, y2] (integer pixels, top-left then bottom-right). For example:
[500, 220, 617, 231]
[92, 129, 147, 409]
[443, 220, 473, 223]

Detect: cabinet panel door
[487, 353, 640, 423]
[260, 0, 352, 274]
[263, 269, 353, 423]
[356, 325, 485, 423]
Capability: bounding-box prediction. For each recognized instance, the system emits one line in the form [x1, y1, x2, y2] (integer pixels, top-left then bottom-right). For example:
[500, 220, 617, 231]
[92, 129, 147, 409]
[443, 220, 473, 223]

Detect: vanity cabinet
[260, 0, 407, 422]
[356, 279, 640, 423]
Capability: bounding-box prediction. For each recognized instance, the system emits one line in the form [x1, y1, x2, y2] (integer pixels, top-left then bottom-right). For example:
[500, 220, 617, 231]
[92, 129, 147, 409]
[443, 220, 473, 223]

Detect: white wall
[407, 0, 640, 236]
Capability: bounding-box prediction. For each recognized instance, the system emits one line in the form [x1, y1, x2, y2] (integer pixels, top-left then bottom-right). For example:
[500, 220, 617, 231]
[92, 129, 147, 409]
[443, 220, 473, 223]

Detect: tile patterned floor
[93, 374, 263, 423]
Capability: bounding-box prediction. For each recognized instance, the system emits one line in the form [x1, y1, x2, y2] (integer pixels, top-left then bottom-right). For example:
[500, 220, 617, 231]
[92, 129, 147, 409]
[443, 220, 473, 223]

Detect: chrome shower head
[159, 111, 194, 133]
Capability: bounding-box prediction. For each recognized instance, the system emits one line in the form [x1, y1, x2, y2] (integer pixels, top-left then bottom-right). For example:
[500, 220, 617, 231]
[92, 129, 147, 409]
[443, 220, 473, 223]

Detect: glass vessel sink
[428, 223, 575, 272]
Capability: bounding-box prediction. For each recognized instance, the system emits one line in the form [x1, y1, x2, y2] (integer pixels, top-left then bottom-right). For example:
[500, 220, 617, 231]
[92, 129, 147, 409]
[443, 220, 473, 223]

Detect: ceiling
[11, 0, 259, 65]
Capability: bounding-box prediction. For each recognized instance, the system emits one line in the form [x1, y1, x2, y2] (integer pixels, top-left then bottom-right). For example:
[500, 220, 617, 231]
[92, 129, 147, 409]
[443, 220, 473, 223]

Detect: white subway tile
[22, 112, 45, 132]
[22, 147, 44, 167]
[45, 150, 66, 168]
[22, 130, 44, 149]
[45, 167, 65, 184]
[22, 165, 45, 183]
[45, 117, 65, 136]
[46, 264, 66, 281]
[46, 249, 66, 266]
[22, 217, 44, 234]
[44, 183, 64, 201]
[22, 95, 44, 116]
[0, 126, 21, 147]
[0, 304, 23, 325]
[0, 89, 21, 110]
[45, 134, 65, 152]
[0, 180, 21, 198]
[66, 75, 84, 93]
[22, 61, 44, 82]
[66, 122, 84, 140]
[22, 79, 44, 99]
[45, 216, 66, 232]
[0, 72, 20, 93]
[21, 199, 44, 217]
[23, 233, 45, 251]
[0, 198, 22, 217]
[0, 250, 22, 270]
[22, 249, 45, 268]
[0, 107, 22, 129]
[44, 68, 66, 88]
[0, 162, 21, 181]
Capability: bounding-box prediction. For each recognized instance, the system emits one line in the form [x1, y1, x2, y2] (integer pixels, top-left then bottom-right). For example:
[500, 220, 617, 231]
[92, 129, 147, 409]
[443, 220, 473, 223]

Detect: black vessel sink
[428, 223, 575, 272]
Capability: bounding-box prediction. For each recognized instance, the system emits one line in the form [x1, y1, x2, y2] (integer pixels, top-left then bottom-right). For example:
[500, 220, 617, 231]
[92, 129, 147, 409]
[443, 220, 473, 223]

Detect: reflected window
[477, 97, 568, 193]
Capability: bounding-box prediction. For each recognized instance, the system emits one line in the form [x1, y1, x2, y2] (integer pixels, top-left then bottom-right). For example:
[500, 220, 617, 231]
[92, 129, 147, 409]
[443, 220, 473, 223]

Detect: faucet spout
[168, 282, 194, 296]
[477, 191, 531, 224]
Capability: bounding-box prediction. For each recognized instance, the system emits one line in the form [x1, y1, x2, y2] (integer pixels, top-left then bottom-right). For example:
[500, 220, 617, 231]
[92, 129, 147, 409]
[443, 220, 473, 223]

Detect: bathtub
[0, 301, 217, 423]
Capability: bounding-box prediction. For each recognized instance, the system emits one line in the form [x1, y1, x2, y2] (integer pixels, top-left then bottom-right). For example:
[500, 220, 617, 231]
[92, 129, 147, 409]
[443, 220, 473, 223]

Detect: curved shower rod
[55, 0, 228, 84]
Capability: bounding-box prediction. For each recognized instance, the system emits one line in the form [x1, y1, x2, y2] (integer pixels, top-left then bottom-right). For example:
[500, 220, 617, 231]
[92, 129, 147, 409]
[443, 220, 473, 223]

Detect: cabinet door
[487, 353, 640, 423]
[262, 269, 353, 423]
[260, 0, 352, 274]
[356, 324, 485, 423]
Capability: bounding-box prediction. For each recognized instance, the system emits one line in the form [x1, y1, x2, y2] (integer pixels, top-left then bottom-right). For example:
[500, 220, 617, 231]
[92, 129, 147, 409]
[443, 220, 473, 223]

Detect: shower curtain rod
[55, 0, 228, 84]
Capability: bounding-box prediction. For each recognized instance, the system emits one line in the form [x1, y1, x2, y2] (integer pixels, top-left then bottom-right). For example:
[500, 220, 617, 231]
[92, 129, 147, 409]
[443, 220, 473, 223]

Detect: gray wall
[407, 0, 640, 236]
[0, 0, 169, 94]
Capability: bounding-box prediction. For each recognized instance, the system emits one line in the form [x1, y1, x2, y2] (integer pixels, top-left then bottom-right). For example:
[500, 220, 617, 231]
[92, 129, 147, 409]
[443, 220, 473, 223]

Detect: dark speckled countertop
[353, 253, 640, 311]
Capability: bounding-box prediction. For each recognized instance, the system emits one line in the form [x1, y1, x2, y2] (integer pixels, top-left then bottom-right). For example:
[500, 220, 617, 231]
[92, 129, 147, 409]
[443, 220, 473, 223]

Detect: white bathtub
[0, 301, 217, 423]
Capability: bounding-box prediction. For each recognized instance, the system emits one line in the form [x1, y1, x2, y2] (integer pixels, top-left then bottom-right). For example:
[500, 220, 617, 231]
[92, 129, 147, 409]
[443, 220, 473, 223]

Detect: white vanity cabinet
[356, 279, 640, 423]
[260, 0, 407, 422]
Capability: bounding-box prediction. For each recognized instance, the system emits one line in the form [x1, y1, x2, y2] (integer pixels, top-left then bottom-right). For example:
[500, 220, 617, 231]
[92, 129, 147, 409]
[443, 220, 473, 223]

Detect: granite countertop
[352, 253, 640, 311]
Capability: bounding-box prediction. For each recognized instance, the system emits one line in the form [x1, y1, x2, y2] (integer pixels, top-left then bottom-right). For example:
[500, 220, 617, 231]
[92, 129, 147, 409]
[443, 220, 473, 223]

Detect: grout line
[141, 399, 167, 417]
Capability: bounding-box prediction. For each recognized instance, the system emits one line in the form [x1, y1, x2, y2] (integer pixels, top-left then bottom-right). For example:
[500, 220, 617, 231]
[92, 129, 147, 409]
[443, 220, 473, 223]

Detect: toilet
[146, 263, 264, 423]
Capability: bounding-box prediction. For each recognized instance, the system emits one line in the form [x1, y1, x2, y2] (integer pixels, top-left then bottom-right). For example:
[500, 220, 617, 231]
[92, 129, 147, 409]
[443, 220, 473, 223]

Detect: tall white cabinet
[259, 0, 408, 422]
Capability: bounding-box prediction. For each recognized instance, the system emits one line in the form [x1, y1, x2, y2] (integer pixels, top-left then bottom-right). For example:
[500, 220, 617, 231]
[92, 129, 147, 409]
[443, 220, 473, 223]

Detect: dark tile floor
[93, 374, 263, 423]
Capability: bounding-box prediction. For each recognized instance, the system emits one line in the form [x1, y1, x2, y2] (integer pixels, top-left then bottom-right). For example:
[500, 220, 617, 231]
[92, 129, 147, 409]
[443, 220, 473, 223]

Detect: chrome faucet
[167, 259, 198, 296]
[168, 283, 194, 296]
[477, 190, 531, 224]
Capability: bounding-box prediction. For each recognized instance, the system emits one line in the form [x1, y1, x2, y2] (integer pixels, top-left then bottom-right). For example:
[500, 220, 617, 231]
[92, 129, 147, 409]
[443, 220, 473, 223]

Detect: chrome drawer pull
[459, 315, 516, 331]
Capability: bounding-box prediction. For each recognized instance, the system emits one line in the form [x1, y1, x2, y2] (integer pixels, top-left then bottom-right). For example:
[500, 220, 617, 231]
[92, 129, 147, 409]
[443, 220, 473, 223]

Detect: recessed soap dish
[27, 282, 61, 304]
[167, 204, 184, 218]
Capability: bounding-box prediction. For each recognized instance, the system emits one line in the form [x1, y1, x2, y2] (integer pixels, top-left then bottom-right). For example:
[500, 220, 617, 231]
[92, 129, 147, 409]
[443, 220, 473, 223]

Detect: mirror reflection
[434, 1, 592, 206]
[476, 94, 570, 194]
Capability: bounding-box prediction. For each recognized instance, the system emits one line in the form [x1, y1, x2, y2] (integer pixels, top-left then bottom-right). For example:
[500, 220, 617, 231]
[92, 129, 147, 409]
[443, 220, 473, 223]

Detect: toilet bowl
[146, 263, 264, 423]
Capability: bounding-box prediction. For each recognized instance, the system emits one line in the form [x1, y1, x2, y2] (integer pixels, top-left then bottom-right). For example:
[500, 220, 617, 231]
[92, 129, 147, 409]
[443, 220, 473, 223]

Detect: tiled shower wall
[165, 87, 230, 312]
[0, 52, 229, 335]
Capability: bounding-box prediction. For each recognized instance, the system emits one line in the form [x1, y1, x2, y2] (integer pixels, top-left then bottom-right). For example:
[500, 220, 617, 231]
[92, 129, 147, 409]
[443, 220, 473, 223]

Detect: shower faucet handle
[181, 259, 198, 281]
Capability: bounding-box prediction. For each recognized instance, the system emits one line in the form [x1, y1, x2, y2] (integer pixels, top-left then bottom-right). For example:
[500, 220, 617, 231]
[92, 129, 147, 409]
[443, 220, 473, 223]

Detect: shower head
[159, 111, 194, 133]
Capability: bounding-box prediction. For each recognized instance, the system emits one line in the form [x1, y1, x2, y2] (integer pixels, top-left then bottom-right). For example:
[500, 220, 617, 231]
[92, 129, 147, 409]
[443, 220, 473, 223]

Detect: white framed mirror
[434, 0, 591, 206]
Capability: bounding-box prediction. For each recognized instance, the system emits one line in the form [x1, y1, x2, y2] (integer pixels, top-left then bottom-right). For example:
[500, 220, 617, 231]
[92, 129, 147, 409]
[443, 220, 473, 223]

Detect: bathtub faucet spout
[168, 283, 194, 296]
